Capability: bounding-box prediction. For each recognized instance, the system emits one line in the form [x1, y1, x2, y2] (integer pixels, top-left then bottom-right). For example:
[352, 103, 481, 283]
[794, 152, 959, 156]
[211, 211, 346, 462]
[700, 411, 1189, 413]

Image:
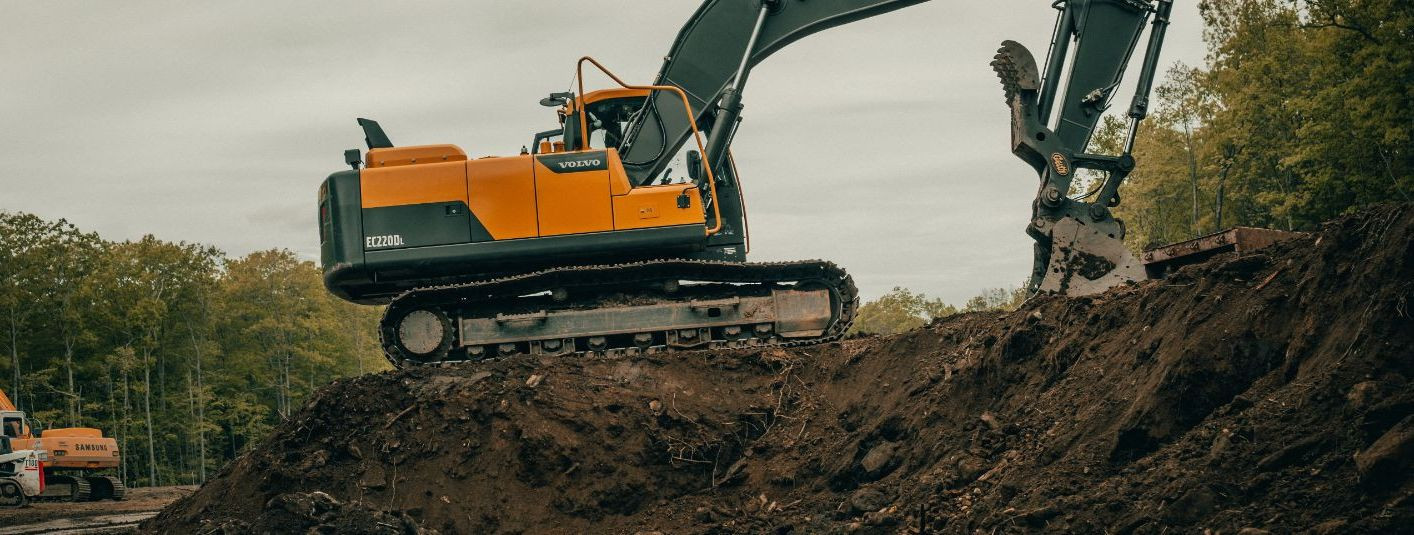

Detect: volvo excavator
[318, 0, 1173, 367]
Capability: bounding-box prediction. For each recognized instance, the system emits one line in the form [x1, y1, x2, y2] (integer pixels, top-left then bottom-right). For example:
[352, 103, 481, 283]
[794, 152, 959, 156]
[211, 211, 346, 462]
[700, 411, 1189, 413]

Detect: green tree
[1112, 0, 1412, 251]
[1114, 0, 1414, 250]
[1, 211, 388, 488]
[962, 286, 1028, 313]
[84, 236, 220, 486]
[215, 250, 381, 419]
[850, 287, 957, 335]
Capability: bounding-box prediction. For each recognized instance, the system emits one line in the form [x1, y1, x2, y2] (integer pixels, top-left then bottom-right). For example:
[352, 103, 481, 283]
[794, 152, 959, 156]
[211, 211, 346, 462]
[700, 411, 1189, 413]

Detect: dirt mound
[145, 204, 1414, 534]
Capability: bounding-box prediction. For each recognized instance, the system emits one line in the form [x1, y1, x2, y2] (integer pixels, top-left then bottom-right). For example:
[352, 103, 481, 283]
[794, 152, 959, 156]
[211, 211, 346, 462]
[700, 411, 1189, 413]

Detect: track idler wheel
[384, 307, 454, 364]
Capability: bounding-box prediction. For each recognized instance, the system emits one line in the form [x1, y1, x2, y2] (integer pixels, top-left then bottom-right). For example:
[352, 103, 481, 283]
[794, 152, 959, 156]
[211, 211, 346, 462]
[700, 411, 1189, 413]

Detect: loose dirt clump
[145, 204, 1413, 534]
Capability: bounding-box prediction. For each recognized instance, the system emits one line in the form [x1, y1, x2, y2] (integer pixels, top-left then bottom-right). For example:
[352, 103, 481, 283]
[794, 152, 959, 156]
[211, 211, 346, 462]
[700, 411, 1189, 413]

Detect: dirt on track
[145, 204, 1413, 534]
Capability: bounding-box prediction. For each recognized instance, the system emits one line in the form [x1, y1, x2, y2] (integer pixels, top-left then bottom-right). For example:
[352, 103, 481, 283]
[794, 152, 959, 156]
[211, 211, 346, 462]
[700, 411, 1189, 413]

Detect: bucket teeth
[991, 40, 1041, 106]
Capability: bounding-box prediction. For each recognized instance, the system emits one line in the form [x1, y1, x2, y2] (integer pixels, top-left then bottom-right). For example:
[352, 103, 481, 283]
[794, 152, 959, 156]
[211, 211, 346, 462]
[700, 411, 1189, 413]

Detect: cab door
[533, 151, 614, 236]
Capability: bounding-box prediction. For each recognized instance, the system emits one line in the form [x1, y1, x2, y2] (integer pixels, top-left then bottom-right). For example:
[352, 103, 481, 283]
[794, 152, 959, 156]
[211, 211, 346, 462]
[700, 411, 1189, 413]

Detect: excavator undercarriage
[381, 260, 855, 366]
[38, 473, 126, 502]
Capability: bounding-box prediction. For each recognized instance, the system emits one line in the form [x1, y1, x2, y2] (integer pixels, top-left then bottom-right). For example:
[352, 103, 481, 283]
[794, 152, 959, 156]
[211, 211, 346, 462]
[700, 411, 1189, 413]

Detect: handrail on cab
[575, 56, 723, 236]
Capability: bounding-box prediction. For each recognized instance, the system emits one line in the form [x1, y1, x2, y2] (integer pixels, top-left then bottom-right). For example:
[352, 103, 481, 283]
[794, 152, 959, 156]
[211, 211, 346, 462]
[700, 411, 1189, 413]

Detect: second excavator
[318, 0, 1173, 366]
[1, 389, 124, 501]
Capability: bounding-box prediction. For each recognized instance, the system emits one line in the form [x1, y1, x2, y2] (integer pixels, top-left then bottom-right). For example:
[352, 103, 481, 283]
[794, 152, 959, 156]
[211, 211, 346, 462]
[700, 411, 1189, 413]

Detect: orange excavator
[318, 0, 1174, 367]
[0, 388, 124, 501]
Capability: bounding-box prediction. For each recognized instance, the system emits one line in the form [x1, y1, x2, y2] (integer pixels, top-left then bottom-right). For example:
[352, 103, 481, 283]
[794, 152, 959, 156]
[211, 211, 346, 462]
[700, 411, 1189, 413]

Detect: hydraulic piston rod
[703, 0, 774, 179]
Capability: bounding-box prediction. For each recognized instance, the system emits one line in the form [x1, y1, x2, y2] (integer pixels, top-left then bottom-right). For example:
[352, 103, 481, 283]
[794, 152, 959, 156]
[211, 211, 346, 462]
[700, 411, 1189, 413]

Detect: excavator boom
[619, 0, 928, 183]
[622, 0, 1170, 295]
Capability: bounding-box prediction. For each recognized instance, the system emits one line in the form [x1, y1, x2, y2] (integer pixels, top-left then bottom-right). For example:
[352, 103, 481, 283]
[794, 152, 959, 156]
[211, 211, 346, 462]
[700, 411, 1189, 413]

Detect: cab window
[1, 416, 23, 438]
[584, 97, 643, 151]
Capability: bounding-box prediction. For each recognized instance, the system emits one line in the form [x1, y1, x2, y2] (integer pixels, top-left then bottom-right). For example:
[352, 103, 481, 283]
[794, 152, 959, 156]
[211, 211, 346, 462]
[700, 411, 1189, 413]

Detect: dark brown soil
[144, 204, 1414, 534]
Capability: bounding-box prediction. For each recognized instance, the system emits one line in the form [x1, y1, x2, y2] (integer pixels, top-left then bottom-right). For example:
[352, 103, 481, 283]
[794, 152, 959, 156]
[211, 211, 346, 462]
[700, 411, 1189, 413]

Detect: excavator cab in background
[319, 0, 1173, 367]
[1, 390, 31, 442]
[1, 411, 26, 440]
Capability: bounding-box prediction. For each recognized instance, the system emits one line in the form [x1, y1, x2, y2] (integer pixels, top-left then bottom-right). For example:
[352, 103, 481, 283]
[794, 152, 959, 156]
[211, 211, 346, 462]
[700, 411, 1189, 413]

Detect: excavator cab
[550, 90, 706, 186]
[0, 412, 26, 439]
[534, 88, 648, 155]
[568, 90, 644, 153]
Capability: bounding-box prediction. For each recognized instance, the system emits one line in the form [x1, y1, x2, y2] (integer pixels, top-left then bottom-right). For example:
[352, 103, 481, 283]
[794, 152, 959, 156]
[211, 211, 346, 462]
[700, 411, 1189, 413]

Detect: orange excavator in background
[0, 388, 125, 501]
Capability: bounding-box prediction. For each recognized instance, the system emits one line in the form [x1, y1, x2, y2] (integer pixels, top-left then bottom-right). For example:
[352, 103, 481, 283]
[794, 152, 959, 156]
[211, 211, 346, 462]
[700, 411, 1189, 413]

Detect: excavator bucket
[994, 40, 1144, 296]
[1033, 214, 1146, 296]
[993, 0, 1172, 296]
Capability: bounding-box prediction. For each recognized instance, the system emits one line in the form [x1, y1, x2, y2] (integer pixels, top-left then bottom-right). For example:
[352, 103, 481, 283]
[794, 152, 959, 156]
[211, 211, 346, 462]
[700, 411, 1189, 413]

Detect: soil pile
[146, 204, 1413, 534]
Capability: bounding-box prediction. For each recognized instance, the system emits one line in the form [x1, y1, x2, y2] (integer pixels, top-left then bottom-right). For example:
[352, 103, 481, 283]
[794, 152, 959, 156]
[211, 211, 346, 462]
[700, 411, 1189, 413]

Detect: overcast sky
[0, 1, 1206, 304]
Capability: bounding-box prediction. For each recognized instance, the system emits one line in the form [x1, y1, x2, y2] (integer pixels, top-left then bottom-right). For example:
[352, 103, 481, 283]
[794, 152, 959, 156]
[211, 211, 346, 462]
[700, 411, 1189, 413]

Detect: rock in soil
[143, 204, 1414, 534]
[1355, 415, 1414, 488]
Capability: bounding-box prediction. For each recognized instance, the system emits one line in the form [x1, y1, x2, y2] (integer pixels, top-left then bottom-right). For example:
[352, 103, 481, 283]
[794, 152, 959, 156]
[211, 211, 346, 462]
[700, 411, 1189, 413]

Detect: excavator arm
[996, 0, 1173, 294]
[619, 0, 1172, 296]
[618, 0, 928, 185]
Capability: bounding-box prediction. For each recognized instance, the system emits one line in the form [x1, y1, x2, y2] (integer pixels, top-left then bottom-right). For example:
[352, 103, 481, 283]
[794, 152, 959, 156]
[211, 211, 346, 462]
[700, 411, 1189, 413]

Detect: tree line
[0, 212, 385, 488]
[849, 286, 1029, 336]
[1099, 0, 1411, 248]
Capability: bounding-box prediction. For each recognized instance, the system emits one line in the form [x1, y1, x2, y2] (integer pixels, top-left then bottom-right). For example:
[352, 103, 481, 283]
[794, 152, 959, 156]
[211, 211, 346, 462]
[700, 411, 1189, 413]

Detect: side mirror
[540, 92, 573, 108]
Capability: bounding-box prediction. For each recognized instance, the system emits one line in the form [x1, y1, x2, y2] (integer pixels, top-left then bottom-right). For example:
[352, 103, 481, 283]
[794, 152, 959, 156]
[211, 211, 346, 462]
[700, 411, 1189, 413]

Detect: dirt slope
[145, 204, 1413, 534]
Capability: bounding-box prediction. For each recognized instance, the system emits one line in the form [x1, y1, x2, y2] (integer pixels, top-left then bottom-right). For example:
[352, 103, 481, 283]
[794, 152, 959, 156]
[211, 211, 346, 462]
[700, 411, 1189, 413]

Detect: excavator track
[41, 474, 91, 502]
[106, 475, 127, 500]
[84, 475, 126, 500]
[380, 260, 857, 367]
